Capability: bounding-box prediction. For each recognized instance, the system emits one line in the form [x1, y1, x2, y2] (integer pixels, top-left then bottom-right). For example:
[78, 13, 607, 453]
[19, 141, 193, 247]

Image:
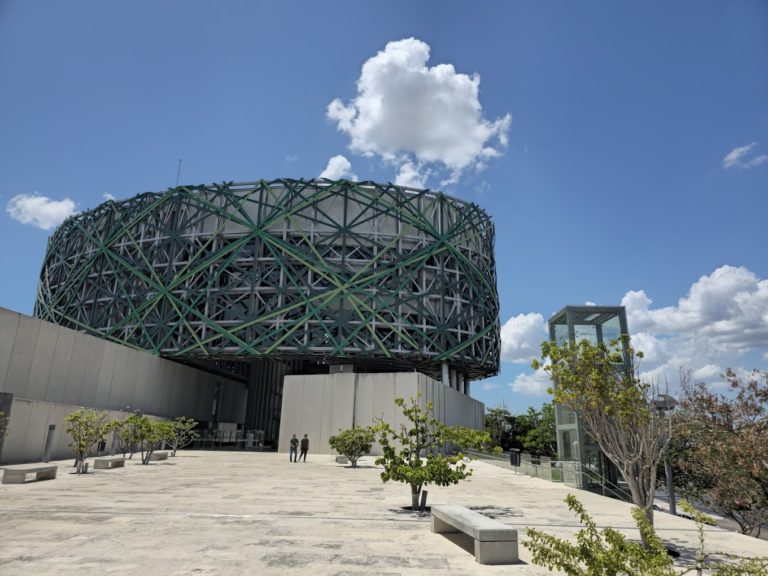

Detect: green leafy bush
[524, 495, 768, 575]
[329, 426, 374, 467]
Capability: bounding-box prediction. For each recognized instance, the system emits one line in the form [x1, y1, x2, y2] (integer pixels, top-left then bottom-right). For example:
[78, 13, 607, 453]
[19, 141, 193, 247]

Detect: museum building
[0, 179, 499, 463]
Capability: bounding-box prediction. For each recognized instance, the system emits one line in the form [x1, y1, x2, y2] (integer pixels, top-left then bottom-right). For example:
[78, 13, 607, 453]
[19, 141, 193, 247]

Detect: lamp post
[654, 394, 678, 516]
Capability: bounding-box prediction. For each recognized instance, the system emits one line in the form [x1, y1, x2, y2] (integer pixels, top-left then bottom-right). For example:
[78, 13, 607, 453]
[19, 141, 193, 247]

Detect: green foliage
[534, 336, 669, 540]
[65, 408, 112, 473]
[519, 403, 557, 457]
[123, 414, 175, 464]
[532, 335, 648, 423]
[526, 494, 675, 576]
[485, 403, 557, 456]
[485, 405, 515, 449]
[111, 417, 138, 458]
[328, 426, 374, 467]
[374, 395, 499, 510]
[166, 417, 200, 456]
[671, 369, 768, 537]
[525, 495, 768, 576]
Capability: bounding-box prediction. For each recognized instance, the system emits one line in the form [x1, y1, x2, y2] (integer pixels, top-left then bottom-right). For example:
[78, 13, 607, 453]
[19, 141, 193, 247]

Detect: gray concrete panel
[47, 326, 75, 404]
[0, 398, 33, 462]
[62, 332, 90, 404]
[26, 319, 59, 401]
[80, 337, 106, 404]
[109, 349, 140, 411]
[155, 359, 174, 416]
[299, 378, 324, 451]
[278, 375, 304, 453]
[4, 314, 41, 397]
[0, 308, 20, 391]
[129, 352, 153, 413]
[94, 344, 117, 407]
[20, 399, 50, 462]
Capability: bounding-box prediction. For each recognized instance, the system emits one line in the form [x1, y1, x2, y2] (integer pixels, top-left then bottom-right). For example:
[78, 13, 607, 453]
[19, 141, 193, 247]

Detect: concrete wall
[0, 307, 246, 464]
[278, 371, 484, 455]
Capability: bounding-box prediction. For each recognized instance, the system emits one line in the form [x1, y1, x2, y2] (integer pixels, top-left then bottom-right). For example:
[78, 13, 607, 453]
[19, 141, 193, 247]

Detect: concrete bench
[149, 451, 169, 461]
[431, 504, 518, 565]
[1, 465, 58, 485]
[94, 456, 125, 470]
[335, 455, 349, 464]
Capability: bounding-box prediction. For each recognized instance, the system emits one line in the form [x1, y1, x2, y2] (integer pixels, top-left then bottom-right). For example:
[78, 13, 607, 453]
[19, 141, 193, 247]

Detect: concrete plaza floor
[1, 451, 767, 575]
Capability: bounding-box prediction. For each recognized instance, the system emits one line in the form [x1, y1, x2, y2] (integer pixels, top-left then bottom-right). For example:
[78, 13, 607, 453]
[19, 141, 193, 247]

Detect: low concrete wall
[278, 371, 485, 456]
[0, 399, 139, 464]
[0, 307, 247, 464]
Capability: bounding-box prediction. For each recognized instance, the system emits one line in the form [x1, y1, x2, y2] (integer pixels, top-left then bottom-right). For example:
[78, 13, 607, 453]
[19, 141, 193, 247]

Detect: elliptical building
[1, 179, 499, 462]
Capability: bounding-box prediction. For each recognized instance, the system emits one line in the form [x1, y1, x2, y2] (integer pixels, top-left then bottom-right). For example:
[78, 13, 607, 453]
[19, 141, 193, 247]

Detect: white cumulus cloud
[503, 265, 768, 397]
[622, 265, 768, 353]
[394, 161, 428, 189]
[500, 312, 547, 364]
[6, 193, 77, 230]
[722, 142, 768, 170]
[319, 155, 357, 180]
[509, 369, 552, 396]
[327, 37, 511, 186]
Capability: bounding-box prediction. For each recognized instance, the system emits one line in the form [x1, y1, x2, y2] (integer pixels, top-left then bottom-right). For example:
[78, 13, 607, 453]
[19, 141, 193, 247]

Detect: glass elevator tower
[549, 305, 629, 494]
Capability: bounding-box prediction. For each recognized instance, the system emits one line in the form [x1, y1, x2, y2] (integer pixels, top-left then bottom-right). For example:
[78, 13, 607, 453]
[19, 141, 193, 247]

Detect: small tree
[65, 408, 112, 473]
[533, 336, 670, 543]
[329, 426, 374, 467]
[374, 395, 498, 510]
[125, 414, 174, 464]
[166, 417, 200, 456]
[671, 369, 768, 537]
[112, 417, 138, 459]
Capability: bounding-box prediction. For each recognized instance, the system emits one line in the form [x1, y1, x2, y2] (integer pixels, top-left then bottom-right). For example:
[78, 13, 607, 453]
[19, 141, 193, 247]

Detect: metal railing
[191, 429, 267, 450]
[469, 450, 631, 502]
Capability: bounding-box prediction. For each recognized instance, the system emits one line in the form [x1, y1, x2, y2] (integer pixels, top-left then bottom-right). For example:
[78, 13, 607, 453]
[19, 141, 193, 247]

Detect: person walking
[299, 433, 309, 462]
[289, 433, 299, 462]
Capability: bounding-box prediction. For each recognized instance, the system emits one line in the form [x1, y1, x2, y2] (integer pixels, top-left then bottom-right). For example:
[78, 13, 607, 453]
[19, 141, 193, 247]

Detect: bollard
[42, 424, 56, 463]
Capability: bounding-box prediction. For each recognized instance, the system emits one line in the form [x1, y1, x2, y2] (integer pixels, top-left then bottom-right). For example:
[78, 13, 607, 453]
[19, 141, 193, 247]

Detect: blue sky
[1, 1, 766, 414]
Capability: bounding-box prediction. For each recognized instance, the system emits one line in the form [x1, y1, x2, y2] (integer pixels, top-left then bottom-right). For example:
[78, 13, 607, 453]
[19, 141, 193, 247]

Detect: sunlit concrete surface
[1, 451, 766, 575]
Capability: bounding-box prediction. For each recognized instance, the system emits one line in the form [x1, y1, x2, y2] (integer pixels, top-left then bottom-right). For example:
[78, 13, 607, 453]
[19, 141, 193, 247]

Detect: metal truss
[35, 179, 500, 380]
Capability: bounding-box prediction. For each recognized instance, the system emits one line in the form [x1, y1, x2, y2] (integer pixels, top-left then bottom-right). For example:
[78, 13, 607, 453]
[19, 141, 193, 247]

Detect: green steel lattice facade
[35, 179, 500, 381]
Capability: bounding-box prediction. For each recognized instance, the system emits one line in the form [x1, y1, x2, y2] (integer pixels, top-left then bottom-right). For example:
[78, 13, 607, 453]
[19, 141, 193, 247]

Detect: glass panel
[556, 404, 576, 425]
[560, 430, 572, 460]
[600, 315, 621, 347]
[573, 323, 597, 344]
[554, 323, 569, 345]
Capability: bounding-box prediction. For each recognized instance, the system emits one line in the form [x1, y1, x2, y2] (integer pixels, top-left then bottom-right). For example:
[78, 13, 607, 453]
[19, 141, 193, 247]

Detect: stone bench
[335, 455, 349, 464]
[431, 504, 518, 565]
[1, 465, 58, 485]
[149, 451, 169, 461]
[94, 456, 126, 470]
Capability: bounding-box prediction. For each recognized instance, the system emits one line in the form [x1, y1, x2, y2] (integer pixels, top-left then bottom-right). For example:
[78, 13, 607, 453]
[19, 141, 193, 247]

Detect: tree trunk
[622, 465, 656, 548]
[411, 484, 421, 510]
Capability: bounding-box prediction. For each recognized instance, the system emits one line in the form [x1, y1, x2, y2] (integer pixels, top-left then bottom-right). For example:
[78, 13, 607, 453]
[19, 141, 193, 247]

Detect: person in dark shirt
[289, 433, 299, 462]
[299, 433, 309, 462]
